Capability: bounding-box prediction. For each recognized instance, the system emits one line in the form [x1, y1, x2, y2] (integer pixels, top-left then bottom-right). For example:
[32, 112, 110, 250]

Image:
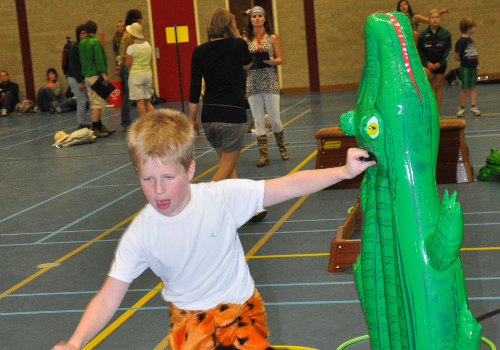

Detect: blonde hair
[459, 17, 476, 33]
[428, 9, 440, 18]
[206, 8, 238, 41]
[127, 109, 195, 170]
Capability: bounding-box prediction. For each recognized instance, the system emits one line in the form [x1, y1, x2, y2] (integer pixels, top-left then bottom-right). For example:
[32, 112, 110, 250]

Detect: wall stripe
[15, 0, 35, 100]
[302, 0, 319, 92]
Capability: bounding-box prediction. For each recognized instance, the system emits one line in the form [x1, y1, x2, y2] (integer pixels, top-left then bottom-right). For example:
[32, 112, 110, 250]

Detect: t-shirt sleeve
[108, 216, 148, 283]
[126, 45, 135, 55]
[219, 179, 265, 227]
[455, 38, 464, 54]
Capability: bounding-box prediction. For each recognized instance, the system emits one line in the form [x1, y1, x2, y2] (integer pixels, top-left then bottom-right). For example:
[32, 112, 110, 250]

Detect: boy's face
[137, 159, 195, 217]
[429, 13, 441, 28]
[467, 26, 476, 35]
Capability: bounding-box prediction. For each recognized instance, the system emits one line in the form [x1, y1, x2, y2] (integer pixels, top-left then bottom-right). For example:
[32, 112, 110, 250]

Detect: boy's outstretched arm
[52, 277, 130, 350]
[263, 148, 375, 207]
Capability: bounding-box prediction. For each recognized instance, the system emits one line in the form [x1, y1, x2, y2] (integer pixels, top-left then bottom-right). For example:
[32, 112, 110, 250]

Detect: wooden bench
[315, 118, 473, 190]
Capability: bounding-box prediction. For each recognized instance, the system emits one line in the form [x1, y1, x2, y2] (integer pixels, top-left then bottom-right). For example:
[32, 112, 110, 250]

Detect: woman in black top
[189, 8, 252, 181]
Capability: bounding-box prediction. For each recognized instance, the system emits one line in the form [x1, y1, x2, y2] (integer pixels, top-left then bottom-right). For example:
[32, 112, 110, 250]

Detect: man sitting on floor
[0, 71, 20, 117]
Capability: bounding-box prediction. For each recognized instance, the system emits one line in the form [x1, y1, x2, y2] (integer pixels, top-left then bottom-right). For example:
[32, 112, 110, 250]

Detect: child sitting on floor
[52, 108, 375, 350]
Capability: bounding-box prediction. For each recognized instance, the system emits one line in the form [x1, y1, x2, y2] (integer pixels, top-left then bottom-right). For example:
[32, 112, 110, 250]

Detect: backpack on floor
[61, 37, 74, 76]
[14, 100, 34, 114]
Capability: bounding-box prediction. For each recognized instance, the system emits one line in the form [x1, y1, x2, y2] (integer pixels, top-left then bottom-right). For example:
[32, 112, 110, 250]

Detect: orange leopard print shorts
[168, 289, 270, 350]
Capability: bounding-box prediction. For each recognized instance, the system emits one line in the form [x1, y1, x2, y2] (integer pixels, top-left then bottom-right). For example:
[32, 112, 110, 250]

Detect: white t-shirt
[109, 179, 265, 310]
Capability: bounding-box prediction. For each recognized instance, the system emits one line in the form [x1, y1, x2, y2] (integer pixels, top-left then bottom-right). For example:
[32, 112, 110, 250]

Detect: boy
[52, 109, 375, 350]
[417, 9, 451, 110]
[454, 17, 480, 117]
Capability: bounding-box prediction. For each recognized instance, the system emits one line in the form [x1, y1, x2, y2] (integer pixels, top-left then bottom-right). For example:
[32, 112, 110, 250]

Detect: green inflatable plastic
[478, 148, 500, 180]
[339, 12, 481, 349]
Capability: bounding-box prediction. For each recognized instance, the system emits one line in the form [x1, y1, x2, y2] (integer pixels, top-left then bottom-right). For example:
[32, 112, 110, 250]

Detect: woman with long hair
[33, 68, 64, 113]
[189, 8, 253, 182]
[245, 6, 288, 167]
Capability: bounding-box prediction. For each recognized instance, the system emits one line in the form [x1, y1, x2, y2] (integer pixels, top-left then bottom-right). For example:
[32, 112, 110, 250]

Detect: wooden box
[315, 119, 473, 190]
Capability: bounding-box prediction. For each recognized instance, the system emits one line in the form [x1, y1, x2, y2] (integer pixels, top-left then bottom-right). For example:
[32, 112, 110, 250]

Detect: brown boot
[256, 135, 270, 167]
[274, 131, 289, 160]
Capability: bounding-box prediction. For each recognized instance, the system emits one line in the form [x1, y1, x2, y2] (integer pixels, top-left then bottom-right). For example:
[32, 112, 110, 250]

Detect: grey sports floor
[1, 84, 499, 350]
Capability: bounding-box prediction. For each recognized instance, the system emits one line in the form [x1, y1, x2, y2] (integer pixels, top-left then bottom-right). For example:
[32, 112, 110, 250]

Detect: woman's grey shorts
[202, 122, 246, 153]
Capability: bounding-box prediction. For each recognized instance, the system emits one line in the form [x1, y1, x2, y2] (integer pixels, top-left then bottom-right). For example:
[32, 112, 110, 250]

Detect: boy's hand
[343, 148, 377, 179]
[52, 341, 78, 350]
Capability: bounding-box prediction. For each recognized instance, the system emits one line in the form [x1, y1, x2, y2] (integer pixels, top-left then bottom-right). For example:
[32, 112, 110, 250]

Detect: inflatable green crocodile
[339, 12, 481, 349]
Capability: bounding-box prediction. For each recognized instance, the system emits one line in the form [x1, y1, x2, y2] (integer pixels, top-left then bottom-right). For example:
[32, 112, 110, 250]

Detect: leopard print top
[246, 34, 280, 97]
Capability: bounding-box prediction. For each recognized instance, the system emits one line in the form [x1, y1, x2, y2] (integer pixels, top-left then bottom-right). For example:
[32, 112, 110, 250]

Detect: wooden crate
[328, 198, 362, 272]
[315, 119, 473, 190]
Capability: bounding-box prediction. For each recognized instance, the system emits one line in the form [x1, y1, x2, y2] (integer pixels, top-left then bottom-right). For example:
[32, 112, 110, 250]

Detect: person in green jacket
[79, 20, 115, 137]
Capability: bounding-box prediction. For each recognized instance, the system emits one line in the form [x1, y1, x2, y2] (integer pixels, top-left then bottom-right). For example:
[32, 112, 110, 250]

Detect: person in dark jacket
[417, 9, 451, 109]
[0, 71, 20, 116]
[67, 24, 91, 128]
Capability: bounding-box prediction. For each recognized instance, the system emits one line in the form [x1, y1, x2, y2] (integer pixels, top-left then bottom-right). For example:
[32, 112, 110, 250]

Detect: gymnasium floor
[0, 83, 499, 350]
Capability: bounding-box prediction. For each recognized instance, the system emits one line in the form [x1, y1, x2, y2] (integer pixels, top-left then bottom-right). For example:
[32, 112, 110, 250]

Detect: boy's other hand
[343, 148, 376, 179]
[52, 341, 78, 350]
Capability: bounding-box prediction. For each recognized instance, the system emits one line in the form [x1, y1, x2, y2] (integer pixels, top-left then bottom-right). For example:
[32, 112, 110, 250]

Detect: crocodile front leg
[424, 190, 463, 271]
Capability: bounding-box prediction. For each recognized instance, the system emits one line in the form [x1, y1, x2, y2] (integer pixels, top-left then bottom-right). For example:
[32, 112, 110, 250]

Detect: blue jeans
[36, 87, 58, 111]
[59, 98, 77, 113]
[120, 70, 131, 126]
[1, 91, 17, 113]
[67, 76, 90, 124]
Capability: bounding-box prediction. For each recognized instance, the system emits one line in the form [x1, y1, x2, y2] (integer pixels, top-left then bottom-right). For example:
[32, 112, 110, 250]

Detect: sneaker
[33, 105, 41, 113]
[92, 128, 109, 138]
[470, 106, 481, 116]
[457, 107, 465, 117]
[120, 125, 132, 132]
[1, 109, 7, 117]
[100, 124, 115, 134]
[50, 101, 59, 114]
[248, 209, 267, 223]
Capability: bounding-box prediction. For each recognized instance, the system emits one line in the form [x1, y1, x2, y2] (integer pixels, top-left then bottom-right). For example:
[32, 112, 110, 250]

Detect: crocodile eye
[366, 116, 379, 139]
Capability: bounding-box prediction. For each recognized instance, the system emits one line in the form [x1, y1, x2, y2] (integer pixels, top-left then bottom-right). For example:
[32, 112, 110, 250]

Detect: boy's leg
[469, 88, 476, 107]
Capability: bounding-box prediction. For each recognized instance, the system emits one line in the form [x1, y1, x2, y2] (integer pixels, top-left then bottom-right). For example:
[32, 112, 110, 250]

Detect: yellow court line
[247, 246, 500, 259]
[0, 127, 20, 134]
[0, 214, 138, 299]
[466, 134, 500, 138]
[245, 149, 317, 260]
[83, 282, 164, 350]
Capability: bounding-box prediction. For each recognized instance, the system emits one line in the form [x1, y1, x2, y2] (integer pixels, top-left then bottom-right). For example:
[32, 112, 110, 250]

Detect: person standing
[245, 6, 288, 167]
[189, 8, 252, 182]
[115, 9, 143, 132]
[67, 24, 91, 128]
[79, 20, 115, 137]
[454, 17, 480, 117]
[0, 71, 19, 117]
[124, 23, 154, 117]
[417, 9, 451, 110]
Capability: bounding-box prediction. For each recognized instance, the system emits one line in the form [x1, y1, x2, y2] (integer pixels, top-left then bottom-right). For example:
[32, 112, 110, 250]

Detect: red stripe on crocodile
[386, 13, 422, 104]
